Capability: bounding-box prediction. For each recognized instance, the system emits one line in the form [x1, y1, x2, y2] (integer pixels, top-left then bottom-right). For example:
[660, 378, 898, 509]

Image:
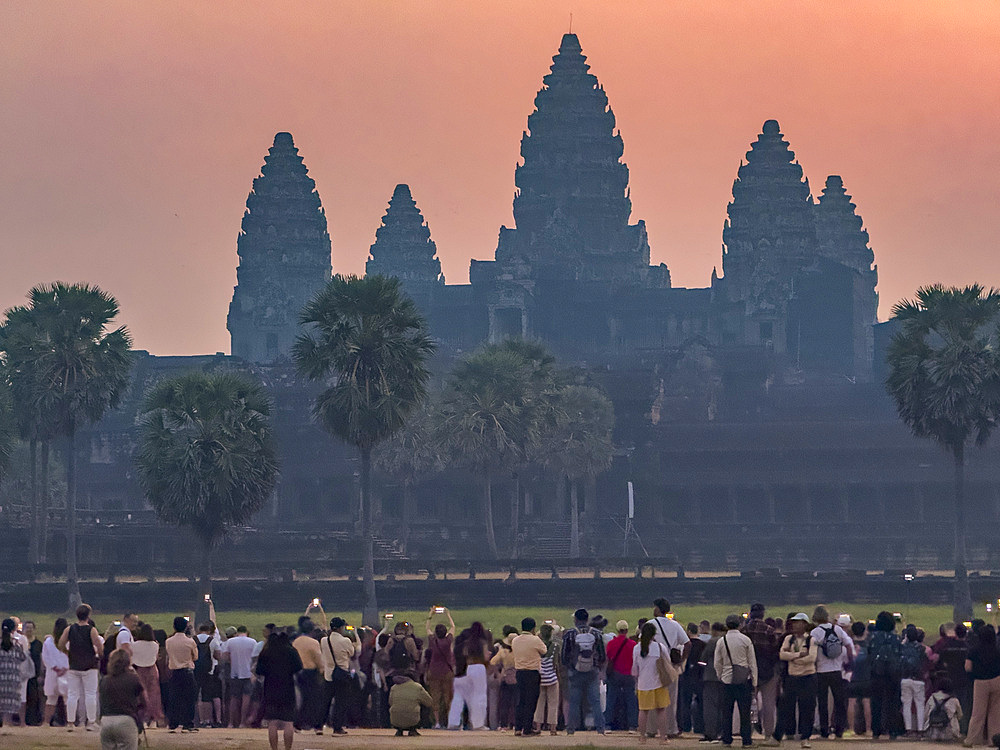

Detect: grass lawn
[10, 602, 991, 641]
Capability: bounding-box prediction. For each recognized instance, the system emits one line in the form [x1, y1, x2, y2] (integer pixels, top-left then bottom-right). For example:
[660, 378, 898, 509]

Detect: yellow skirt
[636, 686, 671, 711]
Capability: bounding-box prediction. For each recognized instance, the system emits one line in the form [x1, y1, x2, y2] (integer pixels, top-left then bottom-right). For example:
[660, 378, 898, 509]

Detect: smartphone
[741, 613, 749, 619]
[868, 619, 876, 625]
[434, 607, 445, 614]
[113, 621, 121, 627]
[988, 604, 994, 613]
[384, 613, 394, 620]
[346, 625, 355, 631]
[666, 613, 675, 620]
[892, 612, 902, 622]
[204, 594, 211, 602]
[544, 619, 554, 625]
[312, 598, 321, 606]
[964, 621, 974, 628]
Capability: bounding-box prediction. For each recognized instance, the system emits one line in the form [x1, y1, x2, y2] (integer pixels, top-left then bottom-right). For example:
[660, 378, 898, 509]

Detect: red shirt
[606, 634, 635, 676]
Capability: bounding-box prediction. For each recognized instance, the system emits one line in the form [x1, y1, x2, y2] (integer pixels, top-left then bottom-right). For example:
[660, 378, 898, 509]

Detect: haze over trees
[886, 284, 1000, 621]
[293, 274, 434, 627]
[136, 372, 279, 599]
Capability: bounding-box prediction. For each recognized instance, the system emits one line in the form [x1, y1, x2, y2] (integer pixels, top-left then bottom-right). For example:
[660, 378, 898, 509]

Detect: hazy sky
[2, 1, 998, 355]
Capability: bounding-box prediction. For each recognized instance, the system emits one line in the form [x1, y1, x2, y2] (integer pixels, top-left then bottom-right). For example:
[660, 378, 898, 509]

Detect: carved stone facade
[228, 132, 331, 363]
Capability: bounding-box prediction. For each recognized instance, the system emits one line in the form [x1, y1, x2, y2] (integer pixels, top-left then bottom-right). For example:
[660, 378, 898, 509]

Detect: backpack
[850, 641, 871, 684]
[900, 641, 925, 679]
[820, 625, 843, 660]
[928, 695, 950, 729]
[868, 631, 900, 677]
[194, 636, 212, 677]
[389, 638, 412, 671]
[571, 629, 597, 673]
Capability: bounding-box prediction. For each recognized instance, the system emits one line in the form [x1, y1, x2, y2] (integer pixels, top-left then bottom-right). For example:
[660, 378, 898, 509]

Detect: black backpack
[389, 638, 412, 670]
[194, 636, 212, 677]
[868, 631, 900, 677]
[928, 696, 950, 729]
[900, 641, 925, 679]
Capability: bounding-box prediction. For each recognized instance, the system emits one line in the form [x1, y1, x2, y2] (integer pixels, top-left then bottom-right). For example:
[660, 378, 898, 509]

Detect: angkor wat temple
[6, 34, 999, 576]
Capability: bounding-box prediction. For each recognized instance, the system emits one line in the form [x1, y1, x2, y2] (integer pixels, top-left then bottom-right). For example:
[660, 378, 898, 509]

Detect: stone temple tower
[366, 184, 444, 289]
[815, 175, 879, 377]
[721, 120, 818, 352]
[486, 33, 667, 342]
[228, 133, 332, 363]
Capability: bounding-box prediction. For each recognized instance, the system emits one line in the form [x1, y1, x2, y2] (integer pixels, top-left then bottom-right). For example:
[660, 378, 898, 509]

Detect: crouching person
[389, 674, 433, 737]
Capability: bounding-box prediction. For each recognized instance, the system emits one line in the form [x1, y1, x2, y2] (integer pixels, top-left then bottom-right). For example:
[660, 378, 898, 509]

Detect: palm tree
[0, 308, 59, 564]
[2, 283, 132, 608]
[136, 372, 278, 597]
[293, 275, 434, 626]
[373, 401, 443, 555]
[439, 341, 554, 557]
[540, 385, 615, 557]
[886, 284, 1000, 621]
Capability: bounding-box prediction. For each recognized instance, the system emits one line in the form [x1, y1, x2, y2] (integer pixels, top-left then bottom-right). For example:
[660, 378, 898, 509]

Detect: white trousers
[901, 678, 926, 731]
[448, 663, 488, 730]
[66, 668, 99, 725]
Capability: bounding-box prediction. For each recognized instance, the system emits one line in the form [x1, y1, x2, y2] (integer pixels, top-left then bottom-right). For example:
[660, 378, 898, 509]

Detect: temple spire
[366, 184, 444, 286]
[227, 132, 332, 363]
[499, 32, 656, 284]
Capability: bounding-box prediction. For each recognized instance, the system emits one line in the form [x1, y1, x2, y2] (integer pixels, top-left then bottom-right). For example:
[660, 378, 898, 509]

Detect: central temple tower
[482, 33, 668, 342]
[228, 133, 331, 362]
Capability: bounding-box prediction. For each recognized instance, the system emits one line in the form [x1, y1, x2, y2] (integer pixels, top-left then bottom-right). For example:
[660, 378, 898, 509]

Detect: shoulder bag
[723, 632, 752, 685]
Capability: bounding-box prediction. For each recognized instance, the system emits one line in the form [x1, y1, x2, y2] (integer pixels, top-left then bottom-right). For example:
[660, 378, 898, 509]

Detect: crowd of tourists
[3, 598, 1000, 750]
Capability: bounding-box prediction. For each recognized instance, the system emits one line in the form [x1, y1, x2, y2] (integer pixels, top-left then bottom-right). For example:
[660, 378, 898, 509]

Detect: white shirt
[116, 627, 133, 650]
[631, 641, 668, 691]
[224, 635, 257, 680]
[650, 616, 690, 655]
[131, 641, 158, 668]
[42, 635, 69, 672]
[810, 624, 853, 674]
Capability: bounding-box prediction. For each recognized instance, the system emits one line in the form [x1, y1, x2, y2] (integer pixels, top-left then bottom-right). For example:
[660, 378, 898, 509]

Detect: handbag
[722, 632, 752, 685]
[654, 617, 685, 664]
[655, 643, 678, 687]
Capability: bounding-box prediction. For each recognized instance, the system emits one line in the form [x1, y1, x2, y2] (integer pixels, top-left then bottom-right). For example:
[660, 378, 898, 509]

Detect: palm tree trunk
[510, 473, 520, 560]
[483, 468, 498, 557]
[953, 444, 973, 621]
[40, 441, 50, 564]
[401, 478, 413, 556]
[199, 540, 214, 599]
[360, 447, 379, 627]
[569, 477, 580, 558]
[65, 432, 82, 611]
[29, 439, 39, 564]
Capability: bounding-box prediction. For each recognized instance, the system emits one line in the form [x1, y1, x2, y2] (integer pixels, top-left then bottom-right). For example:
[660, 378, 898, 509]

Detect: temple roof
[366, 183, 443, 285]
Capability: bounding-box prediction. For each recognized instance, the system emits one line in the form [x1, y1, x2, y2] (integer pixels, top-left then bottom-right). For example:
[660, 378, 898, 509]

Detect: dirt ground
[0, 727, 953, 750]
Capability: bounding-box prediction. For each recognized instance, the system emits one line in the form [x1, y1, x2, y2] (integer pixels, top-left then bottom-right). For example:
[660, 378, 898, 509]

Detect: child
[924, 677, 962, 742]
[388, 674, 433, 736]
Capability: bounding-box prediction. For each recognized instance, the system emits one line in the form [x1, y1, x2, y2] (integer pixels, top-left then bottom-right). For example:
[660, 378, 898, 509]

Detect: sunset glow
[2, 1, 998, 354]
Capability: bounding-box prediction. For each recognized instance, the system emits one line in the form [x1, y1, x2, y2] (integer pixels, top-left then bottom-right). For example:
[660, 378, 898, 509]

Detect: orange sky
[2, 1, 998, 355]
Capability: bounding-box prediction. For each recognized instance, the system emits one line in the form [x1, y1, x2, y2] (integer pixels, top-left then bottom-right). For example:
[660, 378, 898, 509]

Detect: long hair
[108, 649, 132, 677]
[0, 619, 13, 651]
[136, 623, 154, 642]
[53, 617, 68, 642]
[975, 624, 999, 658]
[640, 622, 656, 658]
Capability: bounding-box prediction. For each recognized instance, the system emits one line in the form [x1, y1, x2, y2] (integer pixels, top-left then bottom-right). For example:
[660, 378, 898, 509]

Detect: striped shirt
[540, 654, 558, 685]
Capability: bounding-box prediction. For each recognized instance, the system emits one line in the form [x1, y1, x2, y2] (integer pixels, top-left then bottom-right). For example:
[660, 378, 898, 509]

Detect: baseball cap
[616, 619, 629, 632]
[224, 626, 237, 638]
[790, 612, 811, 622]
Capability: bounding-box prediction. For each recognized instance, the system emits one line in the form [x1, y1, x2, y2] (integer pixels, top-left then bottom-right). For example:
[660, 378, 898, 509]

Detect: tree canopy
[137, 372, 278, 583]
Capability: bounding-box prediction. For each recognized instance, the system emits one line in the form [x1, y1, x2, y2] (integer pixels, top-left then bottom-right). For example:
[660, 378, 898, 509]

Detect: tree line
[1, 278, 996, 622]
